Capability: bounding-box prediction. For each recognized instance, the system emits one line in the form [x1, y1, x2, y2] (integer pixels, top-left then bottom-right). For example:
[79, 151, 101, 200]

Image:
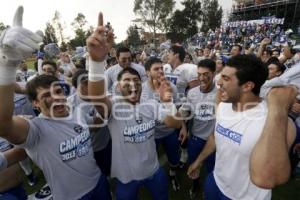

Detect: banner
[223, 16, 284, 28]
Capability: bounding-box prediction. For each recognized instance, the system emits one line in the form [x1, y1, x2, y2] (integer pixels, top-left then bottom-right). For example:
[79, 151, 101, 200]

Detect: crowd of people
[0, 5, 300, 200]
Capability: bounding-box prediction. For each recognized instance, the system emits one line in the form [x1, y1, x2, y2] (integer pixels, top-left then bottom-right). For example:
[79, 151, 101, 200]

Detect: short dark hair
[267, 60, 286, 74]
[170, 45, 186, 62]
[72, 69, 88, 89]
[42, 60, 58, 71]
[116, 47, 131, 58]
[198, 59, 216, 73]
[226, 55, 268, 96]
[117, 67, 141, 81]
[26, 75, 60, 102]
[232, 44, 242, 52]
[144, 57, 162, 71]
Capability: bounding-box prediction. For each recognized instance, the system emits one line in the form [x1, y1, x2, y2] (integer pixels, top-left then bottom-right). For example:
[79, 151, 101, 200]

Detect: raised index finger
[98, 12, 103, 27]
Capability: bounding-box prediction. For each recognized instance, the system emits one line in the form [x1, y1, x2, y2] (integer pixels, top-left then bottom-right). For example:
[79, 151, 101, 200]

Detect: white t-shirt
[67, 93, 110, 152]
[187, 85, 216, 140]
[141, 81, 179, 139]
[163, 63, 198, 97]
[214, 101, 271, 200]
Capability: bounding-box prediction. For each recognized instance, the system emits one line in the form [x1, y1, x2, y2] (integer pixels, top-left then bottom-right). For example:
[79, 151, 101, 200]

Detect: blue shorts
[94, 139, 112, 176]
[204, 172, 231, 200]
[115, 167, 168, 200]
[0, 184, 27, 200]
[188, 135, 215, 173]
[155, 130, 180, 166]
[79, 174, 111, 200]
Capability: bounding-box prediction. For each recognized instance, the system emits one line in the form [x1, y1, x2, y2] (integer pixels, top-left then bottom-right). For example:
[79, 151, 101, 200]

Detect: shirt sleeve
[17, 119, 40, 150]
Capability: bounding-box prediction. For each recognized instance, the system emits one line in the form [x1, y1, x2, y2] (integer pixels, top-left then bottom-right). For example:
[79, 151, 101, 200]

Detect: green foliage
[52, 11, 66, 47]
[167, 0, 202, 43]
[201, 0, 223, 33]
[127, 25, 142, 49]
[133, 0, 175, 36]
[43, 22, 58, 44]
[68, 13, 92, 49]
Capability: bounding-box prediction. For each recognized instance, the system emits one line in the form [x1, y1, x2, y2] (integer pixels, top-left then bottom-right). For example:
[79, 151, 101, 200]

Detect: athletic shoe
[189, 184, 198, 200]
[170, 175, 180, 191]
[27, 172, 37, 186]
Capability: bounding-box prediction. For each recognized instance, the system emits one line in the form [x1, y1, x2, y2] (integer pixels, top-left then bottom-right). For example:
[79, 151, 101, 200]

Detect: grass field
[23, 152, 300, 200]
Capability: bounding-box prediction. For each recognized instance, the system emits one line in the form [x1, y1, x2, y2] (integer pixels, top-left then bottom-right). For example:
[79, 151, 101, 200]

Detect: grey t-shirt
[141, 81, 179, 139]
[105, 63, 147, 95]
[187, 85, 216, 140]
[108, 99, 160, 183]
[68, 93, 111, 152]
[18, 114, 100, 200]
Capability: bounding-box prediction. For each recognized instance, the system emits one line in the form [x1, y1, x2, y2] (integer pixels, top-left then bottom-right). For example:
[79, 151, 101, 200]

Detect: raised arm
[87, 12, 114, 119]
[0, 6, 43, 144]
[250, 86, 297, 189]
[256, 38, 270, 59]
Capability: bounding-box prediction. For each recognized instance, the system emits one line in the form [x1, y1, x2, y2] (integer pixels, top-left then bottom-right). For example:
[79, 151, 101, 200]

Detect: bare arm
[4, 147, 27, 167]
[0, 6, 41, 144]
[187, 133, 216, 179]
[87, 12, 114, 118]
[250, 87, 297, 189]
[256, 38, 271, 59]
[188, 79, 200, 90]
[163, 113, 182, 129]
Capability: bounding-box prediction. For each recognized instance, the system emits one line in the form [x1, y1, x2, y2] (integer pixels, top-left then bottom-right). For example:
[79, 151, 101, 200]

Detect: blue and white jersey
[163, 63, 198, 101]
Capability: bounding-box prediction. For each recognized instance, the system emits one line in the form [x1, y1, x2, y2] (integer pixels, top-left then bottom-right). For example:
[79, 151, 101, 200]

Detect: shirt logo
[216, 123, 243, 145]
[123, 120, 156, 143]
[59, 126, 90, 161]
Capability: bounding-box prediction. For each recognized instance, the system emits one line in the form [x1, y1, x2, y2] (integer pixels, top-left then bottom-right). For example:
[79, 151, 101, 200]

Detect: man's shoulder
[131, 63, 145, 71]
[106, 64, 121, 74]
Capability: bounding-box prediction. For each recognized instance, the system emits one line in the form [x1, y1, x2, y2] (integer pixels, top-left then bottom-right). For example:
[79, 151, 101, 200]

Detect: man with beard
[188, 55, 296, 200]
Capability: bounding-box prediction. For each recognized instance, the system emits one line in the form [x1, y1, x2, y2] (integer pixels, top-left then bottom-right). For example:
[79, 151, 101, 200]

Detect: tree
[43, 22, 58, 44]
[127, 25, 142, 50]
[134, 0, 175, 43]
[167, 0, 202, 43]
[52, 11, 66, 48]
[201, 0, 223, 33]
[71, 13, 88, 30]
[69, 13, 91, 49]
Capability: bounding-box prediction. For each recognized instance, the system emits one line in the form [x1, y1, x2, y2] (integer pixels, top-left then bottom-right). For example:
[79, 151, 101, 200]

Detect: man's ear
[242, 81, 255, 93]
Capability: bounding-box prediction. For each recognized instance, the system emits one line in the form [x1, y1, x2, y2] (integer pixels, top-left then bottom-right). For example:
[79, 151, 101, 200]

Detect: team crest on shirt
[135, 116, 143, 124]
[74, 125, 83, 133]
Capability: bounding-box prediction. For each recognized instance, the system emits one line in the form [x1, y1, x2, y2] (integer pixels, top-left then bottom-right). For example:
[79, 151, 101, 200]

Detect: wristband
[0, 63, 18, 85]
[88, 58, 105, 82]
[0, 152, 7, 171]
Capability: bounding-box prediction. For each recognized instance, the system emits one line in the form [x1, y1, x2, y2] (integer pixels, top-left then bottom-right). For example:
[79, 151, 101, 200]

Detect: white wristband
[88, 58, 105, 82]
[0, 152, 7, 172]
[0, 65, 17, 85]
